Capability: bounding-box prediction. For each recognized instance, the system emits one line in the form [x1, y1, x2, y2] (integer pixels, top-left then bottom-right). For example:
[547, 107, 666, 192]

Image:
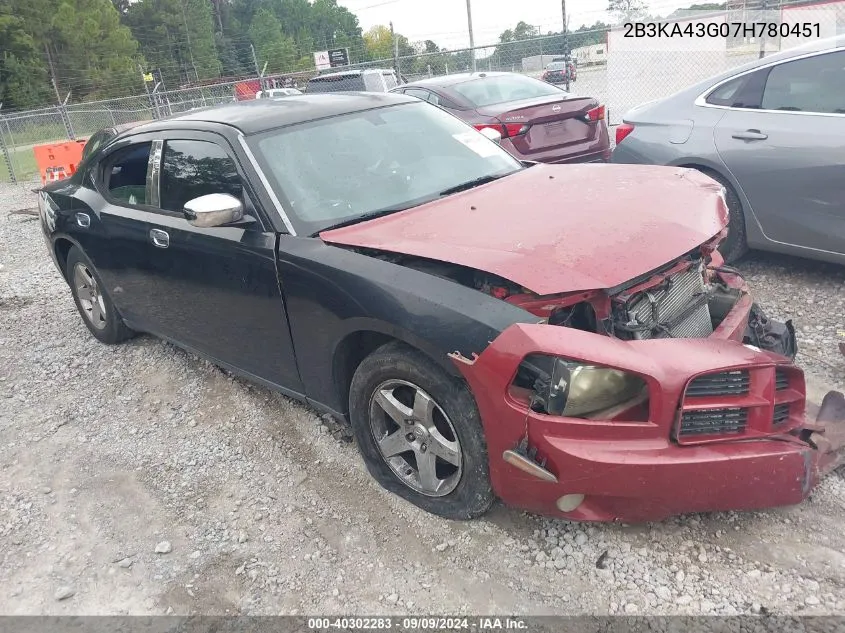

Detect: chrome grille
[687, 370, 750, 397]
[678, 408, 748, 437]
[626, 264, 713, 340]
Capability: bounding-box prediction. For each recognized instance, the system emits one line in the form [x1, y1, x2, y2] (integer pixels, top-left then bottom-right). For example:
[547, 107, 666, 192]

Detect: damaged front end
[444, 248, 845, 522]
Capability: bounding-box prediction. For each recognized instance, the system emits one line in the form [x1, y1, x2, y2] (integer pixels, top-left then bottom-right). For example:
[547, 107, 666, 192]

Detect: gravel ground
[2, 181, 845, 617]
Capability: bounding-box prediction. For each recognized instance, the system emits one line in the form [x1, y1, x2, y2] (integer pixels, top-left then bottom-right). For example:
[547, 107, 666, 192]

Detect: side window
[404, 88, 431, 101]
[761, 51, 845, 114]
[705, 68, 768, 109]
[105, 142, 152, 206]
[705, 76, 746, 106]
[82, 131, 107, 163]
[426, 92, 441, 106]
[159, 139, 243, 213]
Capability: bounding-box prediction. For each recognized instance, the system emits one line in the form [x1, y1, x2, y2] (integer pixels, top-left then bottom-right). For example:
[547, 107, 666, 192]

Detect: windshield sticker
[452, 132, 498, 158]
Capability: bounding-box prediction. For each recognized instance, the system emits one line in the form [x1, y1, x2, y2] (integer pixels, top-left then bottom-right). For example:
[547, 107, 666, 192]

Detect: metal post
[759, 0, 769, 58]
[466, 0, 476, 72]
[390, 22, 399, 77]
[59, 93, 75, 140]
[0, 107, 17, 184]
[562, 0, 570, 91]
[141, 66, 156, 119]
[251, 44, 266, 92]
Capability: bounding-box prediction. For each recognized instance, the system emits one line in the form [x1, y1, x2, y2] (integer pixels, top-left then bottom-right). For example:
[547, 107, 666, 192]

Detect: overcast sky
[339, 0, 693, 49]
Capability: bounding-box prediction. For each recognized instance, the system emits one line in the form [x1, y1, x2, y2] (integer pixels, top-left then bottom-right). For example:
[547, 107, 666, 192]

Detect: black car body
[36, 93, 845, 524]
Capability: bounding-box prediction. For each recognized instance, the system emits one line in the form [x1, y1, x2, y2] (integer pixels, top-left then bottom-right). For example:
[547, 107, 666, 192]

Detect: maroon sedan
[392, 71, 610, 164]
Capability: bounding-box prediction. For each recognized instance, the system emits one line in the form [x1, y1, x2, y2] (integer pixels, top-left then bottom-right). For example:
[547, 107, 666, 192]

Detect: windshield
[453, 74, 565, 107]
[307, 74, 366, 93]
[249, 101, 522, 235]
[546, 62, 567, 70]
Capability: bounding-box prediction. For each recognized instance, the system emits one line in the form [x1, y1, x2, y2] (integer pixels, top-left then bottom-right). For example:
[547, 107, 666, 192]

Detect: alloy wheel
[368, 379, 463, 497]
[73, 262, 107, 330]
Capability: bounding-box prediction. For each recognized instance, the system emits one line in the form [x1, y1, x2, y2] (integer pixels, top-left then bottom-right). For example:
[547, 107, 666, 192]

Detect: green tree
[363, 25, 393, 61]
[608, 0, 648, 23]
[0, 8, 53, 108]
[666, 2, 725, 19]
[249, 8, 296, 74]
[50, 0, 142, 99]
[125, 0, 220, 87]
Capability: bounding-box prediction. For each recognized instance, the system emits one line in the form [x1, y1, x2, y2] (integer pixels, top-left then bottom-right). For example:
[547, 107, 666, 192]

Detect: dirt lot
[2, 182, 845, 617]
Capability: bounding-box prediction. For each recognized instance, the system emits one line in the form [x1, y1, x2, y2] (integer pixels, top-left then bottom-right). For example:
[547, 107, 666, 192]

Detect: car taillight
[615, 123, 635, 145]
[503, 123, 529, 137]
[585, 105, 605, 122]
[473, 123, 529, 138]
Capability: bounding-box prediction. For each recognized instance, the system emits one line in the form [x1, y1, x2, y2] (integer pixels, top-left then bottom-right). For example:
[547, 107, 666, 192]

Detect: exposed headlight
[516, 355, 647, 418]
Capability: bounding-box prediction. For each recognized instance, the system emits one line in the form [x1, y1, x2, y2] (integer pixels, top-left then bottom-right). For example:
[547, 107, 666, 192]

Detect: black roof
[127, 92, 416, 136]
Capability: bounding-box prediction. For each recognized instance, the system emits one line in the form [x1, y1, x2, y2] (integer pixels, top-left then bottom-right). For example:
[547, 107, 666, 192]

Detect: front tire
[66, 246, 135, 345]
[348, 341, 493, 520]
[697, 169, 748, 263]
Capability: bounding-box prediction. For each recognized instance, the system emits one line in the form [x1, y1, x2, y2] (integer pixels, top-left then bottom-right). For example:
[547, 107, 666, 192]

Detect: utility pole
[466, 0, 476, 72]
[562, 0, 570, 91]
[390, 21, 399, 77]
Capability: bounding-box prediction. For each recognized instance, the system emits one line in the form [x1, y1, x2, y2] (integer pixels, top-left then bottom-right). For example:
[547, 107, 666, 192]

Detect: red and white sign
[313, 50, 331, 70]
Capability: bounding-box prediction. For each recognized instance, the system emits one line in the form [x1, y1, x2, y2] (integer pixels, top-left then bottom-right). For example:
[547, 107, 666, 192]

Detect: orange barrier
[33, 140, 86, 186]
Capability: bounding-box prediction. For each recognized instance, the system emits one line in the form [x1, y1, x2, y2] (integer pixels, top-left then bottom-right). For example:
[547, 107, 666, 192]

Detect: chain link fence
[1, 7, 833, 184]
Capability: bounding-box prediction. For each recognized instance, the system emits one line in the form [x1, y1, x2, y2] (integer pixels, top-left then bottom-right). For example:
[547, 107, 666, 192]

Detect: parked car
[306, 68, 399, 93]
[255, 87, 302, 98]
[612, 35, 845, 265]
[37, 93, 845, 523]
[392, 72, 609, 164]
[542, 61, 576, 83]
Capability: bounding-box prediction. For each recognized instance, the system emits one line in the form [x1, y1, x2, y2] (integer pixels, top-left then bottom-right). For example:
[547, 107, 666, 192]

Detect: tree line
[0, 0, 721, 110]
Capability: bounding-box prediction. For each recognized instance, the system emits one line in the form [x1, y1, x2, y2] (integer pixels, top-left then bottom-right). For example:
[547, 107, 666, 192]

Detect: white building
[572, 43, 607, 66]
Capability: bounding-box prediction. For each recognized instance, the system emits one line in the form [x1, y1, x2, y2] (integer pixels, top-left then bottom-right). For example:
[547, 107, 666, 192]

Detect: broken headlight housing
[515, 354, 647, 418]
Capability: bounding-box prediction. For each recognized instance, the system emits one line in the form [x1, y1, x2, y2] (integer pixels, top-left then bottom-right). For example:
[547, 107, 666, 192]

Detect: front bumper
[451, 316, 845, 523]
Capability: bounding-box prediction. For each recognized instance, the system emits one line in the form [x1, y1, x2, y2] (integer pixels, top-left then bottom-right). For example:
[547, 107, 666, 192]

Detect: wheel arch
[669, 159, 765, 247]
[331, 320, 465, 421]
[53, 235, 83, 282]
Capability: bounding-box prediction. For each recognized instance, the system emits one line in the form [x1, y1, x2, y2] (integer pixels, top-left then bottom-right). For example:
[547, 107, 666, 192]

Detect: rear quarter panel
[611, 100, 770, 249]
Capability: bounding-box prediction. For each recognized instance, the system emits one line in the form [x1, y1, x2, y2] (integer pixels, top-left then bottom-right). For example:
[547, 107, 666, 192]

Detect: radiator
[626, 264, 713, 340]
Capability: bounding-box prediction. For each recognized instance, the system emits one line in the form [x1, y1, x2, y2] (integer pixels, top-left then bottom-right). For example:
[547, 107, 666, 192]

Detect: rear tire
[66, 246, 135, 345]
[348, 341, 493, 520]
[695, 169, 747, 263]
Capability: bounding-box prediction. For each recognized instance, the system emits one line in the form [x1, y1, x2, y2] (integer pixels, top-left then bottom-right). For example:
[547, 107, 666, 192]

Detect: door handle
[731, 129, 768, 141]
[149, 228, 169, 248]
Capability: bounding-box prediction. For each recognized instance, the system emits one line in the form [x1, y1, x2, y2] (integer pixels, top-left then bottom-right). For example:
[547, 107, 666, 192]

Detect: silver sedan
[612, 35, 845, 265]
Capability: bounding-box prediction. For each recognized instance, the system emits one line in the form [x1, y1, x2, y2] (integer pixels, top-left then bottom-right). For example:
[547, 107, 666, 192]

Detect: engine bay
[354, 246, 744, 342]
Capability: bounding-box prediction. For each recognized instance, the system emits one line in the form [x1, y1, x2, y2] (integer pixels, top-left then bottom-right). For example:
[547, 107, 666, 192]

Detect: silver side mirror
[478, 127, 502, 144]
[183, 193, 244, 227]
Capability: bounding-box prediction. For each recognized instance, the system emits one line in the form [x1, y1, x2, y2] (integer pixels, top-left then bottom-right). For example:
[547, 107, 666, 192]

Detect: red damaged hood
[320, 164, 728, 295]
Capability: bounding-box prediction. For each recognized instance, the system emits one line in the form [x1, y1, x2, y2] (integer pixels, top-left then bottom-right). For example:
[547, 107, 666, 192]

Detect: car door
[100, 130, 302, 394]
[712, 49, 845, 255]
[73, 135, 161, 316]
